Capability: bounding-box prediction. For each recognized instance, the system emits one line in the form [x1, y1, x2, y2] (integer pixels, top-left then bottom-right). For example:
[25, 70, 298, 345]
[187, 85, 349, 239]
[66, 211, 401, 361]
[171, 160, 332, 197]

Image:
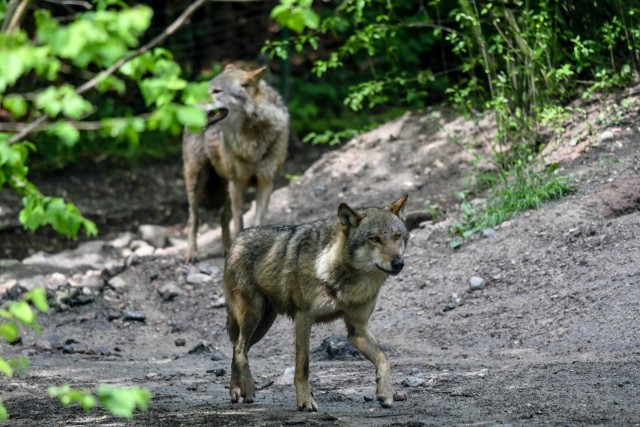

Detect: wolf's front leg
[346, 320, 393, 408]
[294, 314, 318, 412]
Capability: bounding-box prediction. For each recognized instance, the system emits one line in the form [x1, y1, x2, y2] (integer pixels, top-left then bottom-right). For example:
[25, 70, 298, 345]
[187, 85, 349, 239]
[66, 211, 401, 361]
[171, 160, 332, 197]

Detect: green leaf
[176, 105, 206, 132]
[49, 385, 98, 412]
[47, 122, 80, 148]
[9, 301, 35, 325]
[0, 359, 13, 378]
[27, 288, 49, 314]
[0, 322, 19, 344]
[97, 384, 151, 418]
[0, 401, 7, 421]
[3, 95, 28, 118]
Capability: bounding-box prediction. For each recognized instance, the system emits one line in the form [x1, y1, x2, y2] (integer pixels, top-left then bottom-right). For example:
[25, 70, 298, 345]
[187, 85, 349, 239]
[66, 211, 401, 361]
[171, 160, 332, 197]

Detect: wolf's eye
[369, 236, 382, 244]
[211, 88, 222, 95]
[393, 233, 402, 241]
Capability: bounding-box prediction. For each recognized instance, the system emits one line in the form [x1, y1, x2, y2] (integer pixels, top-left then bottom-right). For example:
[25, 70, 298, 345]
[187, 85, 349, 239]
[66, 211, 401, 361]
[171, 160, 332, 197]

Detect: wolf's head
[204, 64, 266, 128]
[339, 194, 409, 276]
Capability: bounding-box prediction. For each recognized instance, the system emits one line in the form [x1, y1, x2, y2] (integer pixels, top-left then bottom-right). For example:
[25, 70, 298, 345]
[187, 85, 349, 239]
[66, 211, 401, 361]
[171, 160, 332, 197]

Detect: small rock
[401, 376, 425, 387]
[125, 253, 140, 267]
[210, 296, 226, 308]
[146, 372, 159, 379]
[133, 242, 155, 257]
[481, 228, 496, 238]
[187, 341, 221, 356]
[210, 348, 226, 361]
[109, 232, 135, 249]
[313, 334, 363, 361]
[451, 292, 461, 304]
[80, 272, 104, 289]
[36, 340, 55, 352]
[63, 344, 74, 354]
[393, 391, 408, 401]
[442, 304, 456, 312]
[276, 366, 295, 386]
[158, 283, 183, 301]
[363, 395, 374, 402]
[49, 272, 68, 288]
[139, 225, 168, 249]
[469, 276, 486, 291]
[186, 384, 198, 391]
[122, 309, 146, 322]
[598, 130, 614, 144]
[313, 185, 327, 196]
[214, 368, 225, 377]
[197, 261, 221, 276]
[99, 348, 110, 356]
[108, 275, 128, 292]
[106, 309, 122, 321]
[175, 338, 186, 347]
[186, 273, 213, 285]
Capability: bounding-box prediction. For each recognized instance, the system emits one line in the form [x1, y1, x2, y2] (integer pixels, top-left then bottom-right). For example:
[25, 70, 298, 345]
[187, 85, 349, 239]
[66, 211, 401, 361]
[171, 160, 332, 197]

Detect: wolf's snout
[390, 258, 404, 274]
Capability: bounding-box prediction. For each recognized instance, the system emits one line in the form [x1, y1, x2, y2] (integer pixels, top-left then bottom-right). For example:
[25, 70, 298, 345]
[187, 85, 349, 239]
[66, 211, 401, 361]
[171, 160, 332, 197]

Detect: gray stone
[122, 309, 146, 322]
[158, 282, 183, 301]
[313, 185, 327, 196]
[401, 376, 425, 387]
[131, 240, 155, 257]
[175, 338, 186, 346]
[393, 391, 408, 401]
[598, 130, 614, 144]
[469, 276, 486, 291]
[109, 232, 135, 249]
[108, 275, 128, 292]
[139, 225, 168, 249]
[186, 273, 213, 285]
[80, 272, 104, 290]
[210, 296, 226, 308]
[482, 228, 496, 238]
[363, 395, 374, 402]
[197, 261, 221, 276]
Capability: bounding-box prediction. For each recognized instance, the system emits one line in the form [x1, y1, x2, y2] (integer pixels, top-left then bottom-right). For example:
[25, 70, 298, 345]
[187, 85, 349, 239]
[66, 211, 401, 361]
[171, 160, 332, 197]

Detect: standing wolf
[223, 194, 409, 412]
[182, 64, 289, 261]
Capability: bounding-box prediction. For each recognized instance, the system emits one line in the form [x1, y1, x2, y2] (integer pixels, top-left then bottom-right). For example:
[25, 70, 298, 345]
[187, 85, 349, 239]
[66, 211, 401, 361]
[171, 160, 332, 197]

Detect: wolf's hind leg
[227, 311, 242, 403]
[229, 292, 264, 403]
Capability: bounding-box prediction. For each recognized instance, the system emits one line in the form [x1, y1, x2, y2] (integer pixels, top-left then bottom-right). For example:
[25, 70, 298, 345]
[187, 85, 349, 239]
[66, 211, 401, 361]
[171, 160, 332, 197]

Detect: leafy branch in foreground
[49, 383, 151, 419]
[0, 288, 49, 420]
[0, 0, 210, 238]
[0, 287, 151, 420]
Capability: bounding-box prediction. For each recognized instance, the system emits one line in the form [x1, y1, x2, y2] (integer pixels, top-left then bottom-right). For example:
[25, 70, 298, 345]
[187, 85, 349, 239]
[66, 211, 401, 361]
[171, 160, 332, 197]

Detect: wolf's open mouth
[206, 108, 229, 128]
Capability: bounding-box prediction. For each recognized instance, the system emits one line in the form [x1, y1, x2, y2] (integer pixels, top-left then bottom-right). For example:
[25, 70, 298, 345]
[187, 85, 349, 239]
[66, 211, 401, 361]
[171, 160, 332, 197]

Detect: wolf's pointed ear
[388, 193, 408, 216]
[224, 63, 237, 73]
[246, 66, 267, 83]
[338, 203, 364, 230]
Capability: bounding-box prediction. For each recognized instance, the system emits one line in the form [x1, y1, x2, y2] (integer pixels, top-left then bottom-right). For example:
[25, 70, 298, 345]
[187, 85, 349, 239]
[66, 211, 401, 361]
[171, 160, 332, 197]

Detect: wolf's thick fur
[223, 194, 409, 412]
[182, 64, 289, 261]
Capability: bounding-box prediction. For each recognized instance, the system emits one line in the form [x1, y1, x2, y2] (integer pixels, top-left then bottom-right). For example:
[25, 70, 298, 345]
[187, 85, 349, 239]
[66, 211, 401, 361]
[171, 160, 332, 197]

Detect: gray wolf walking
[182, 64, 289, 261]
[223, 194, 409, 411]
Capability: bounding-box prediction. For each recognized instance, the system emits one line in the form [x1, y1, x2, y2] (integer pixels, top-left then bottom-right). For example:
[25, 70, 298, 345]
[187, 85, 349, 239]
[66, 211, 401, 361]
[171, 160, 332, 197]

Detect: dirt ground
[0, 90, 639, 426]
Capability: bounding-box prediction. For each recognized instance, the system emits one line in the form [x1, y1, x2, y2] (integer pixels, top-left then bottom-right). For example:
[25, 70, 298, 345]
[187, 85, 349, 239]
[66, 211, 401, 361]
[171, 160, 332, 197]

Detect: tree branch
[7, 0, 226, 145]
[0, 114, 151, 132]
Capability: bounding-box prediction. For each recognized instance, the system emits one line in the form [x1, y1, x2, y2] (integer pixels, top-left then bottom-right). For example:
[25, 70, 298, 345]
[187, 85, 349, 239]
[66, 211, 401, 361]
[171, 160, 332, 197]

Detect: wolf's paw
[184, 252, 199, 264]
[297, 397, 318, 412]
[377, 394, 393, 408]
[230, 387, 241, 403]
